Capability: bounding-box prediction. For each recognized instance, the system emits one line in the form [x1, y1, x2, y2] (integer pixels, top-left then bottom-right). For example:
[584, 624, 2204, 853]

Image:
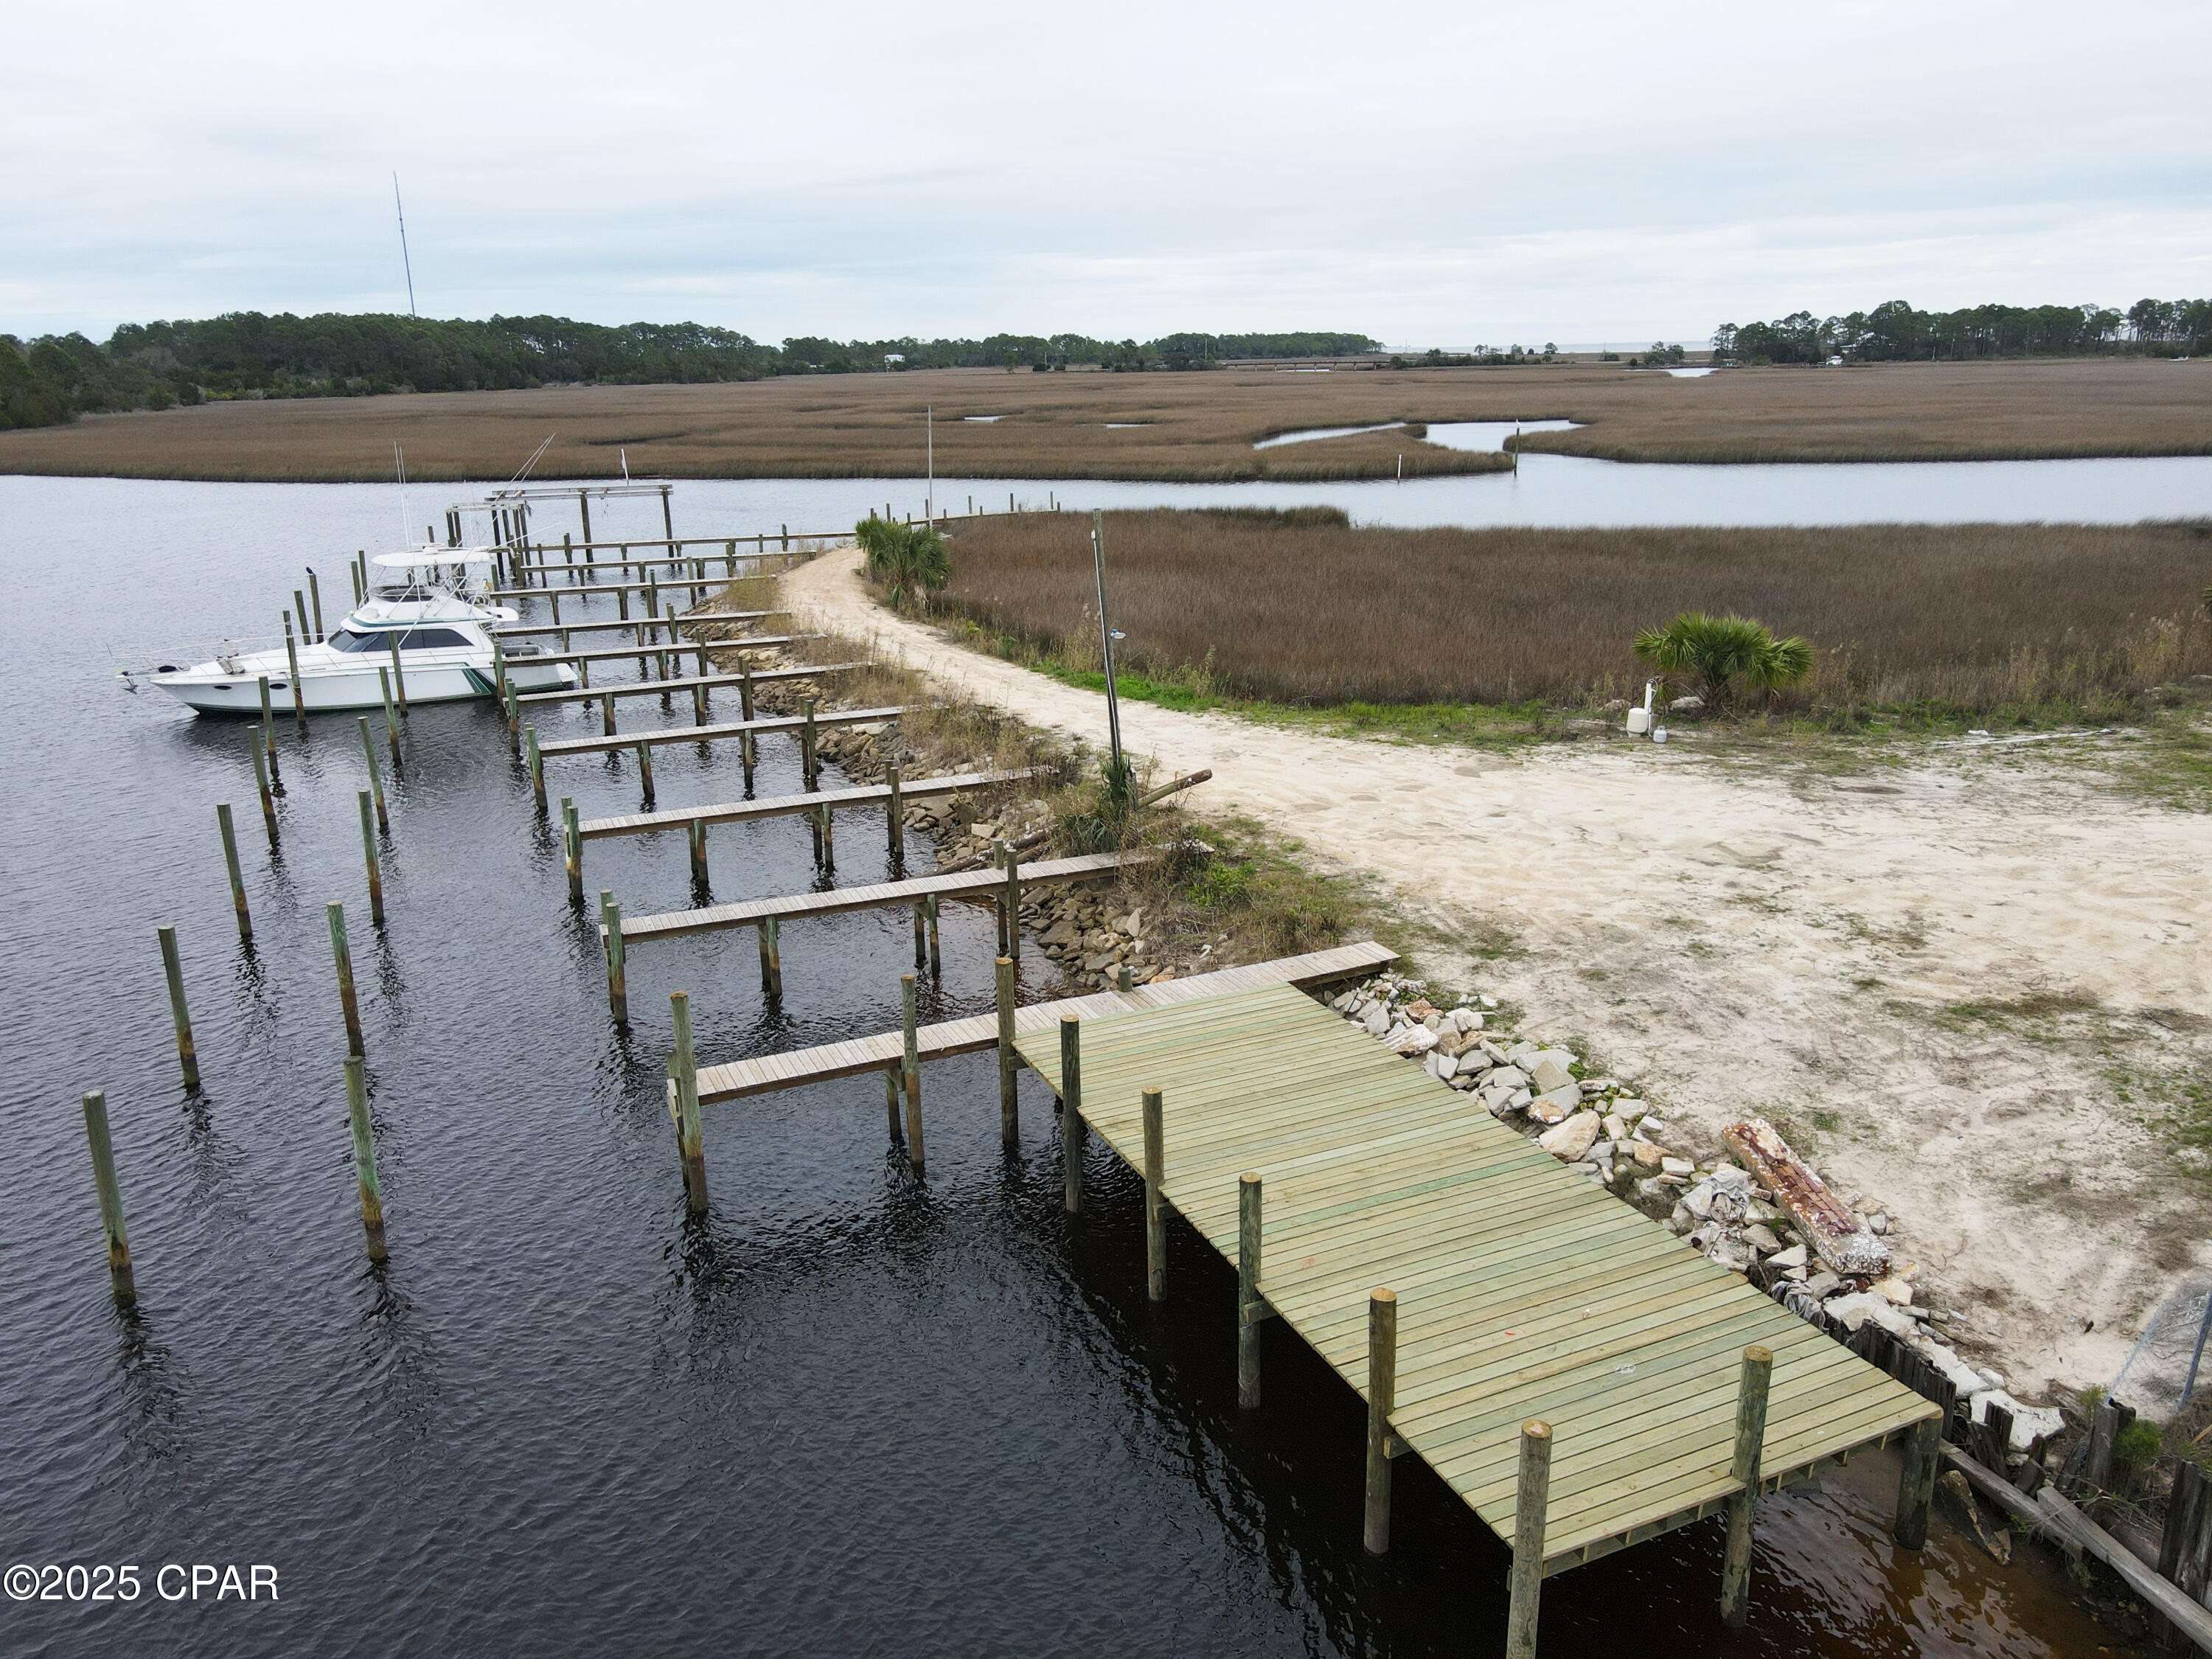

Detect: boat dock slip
[692, 943, 1397, 1103]
[515, 662, 866, 709]
[492, 611, 787, 639]
[515, 634, 811, 671]
[580, 769, 1037, 840]
[486, 577, 725, 602]
[536, 704, 911, 761]
[614, 851, 1147, 947]
[1012, 981, 1939, 1613]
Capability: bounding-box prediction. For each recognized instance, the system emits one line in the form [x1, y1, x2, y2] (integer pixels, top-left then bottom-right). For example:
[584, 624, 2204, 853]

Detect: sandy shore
[788, 549, 2212, 1402]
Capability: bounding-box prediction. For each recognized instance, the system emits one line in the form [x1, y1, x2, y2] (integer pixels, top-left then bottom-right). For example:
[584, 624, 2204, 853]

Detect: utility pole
[1090, 509, 1125, 797]
[926, 405, 933, 524]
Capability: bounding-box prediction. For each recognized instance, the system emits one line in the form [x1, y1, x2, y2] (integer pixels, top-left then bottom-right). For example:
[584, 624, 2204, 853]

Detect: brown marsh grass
[2, 358, 2206, 482]
[934, 509, 2212, 714]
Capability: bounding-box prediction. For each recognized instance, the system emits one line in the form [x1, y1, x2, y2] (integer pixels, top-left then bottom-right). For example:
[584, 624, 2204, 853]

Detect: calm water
[0, 475, 2146, 1657]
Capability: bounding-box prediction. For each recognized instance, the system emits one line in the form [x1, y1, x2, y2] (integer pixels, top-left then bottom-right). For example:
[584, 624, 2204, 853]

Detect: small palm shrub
[855, 516, 950, 612]
[1633, 612, 1813, 706]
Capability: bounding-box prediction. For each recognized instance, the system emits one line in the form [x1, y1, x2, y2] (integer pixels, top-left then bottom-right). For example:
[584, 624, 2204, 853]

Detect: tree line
[1713, 297, 2212, 365]
[0, 314, 1382, 431]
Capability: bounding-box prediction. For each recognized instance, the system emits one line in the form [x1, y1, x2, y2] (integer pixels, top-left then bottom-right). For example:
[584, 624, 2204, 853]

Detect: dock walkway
[580, 768, 1035, 841]
[518, 662, 866, 709]
[536, 703, 909, 761]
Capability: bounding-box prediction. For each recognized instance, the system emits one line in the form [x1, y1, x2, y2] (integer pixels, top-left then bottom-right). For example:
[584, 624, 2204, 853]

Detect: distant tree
[1633, 613, 1812, 706]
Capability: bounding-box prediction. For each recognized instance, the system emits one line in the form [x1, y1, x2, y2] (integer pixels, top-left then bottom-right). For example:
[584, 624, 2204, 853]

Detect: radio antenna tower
[392, 173, 417, 316]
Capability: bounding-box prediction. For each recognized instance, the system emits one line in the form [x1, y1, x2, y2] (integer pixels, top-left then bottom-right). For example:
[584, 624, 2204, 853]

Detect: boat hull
[151, 658, 572, 716]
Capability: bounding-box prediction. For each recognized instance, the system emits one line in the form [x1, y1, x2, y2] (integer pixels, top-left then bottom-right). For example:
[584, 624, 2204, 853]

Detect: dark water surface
[1, 477, 2133, 1656]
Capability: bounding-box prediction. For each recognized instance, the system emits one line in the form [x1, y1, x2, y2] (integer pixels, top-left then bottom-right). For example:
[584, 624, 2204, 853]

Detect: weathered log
[1723, 1116, 1891, 1279]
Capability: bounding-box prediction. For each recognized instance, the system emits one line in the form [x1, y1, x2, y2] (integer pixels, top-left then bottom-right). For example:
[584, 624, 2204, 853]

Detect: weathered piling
[1892, 1414, 1940, 1548]
[327, 902, 364, 1057]
[758, 915, 782, 997]
[354, 790, 384, 923]
[815, 801, 834, 866]
[601, 690, 617, 736]
[156, 925, 201, 1090]
[386, 632, 408, 717]
[886, 759, 905, 864]
[343, 1055, 389, 1263]
[688, 818, 709, 886]
[738, 667, 757, 776]
[216, 803, 252, 941]
[671, 992, 707, 1213]
[1060, 1015, 1084, 1212]
[248, 728, 279, 843]
[1719, 1344, 1773, 1627]
[257, 676, 282, 788]
[282, 611, 307, 731]
[561, 798, 582, 902]
[504, 680, 521, 740]
[358, 717, 389, 834]
[293, 586, 312, 645]
[378, 668, 403, 773]
[1118, 964, 1134, 992]
[307, 569, 325, 641]
[925, 893, 941, 975]
[525, 724, 546, 807]
[1143, 1087, 1167, 1302]
[900, 973, 925, 1172]
[995, 955, 1018, 1144]
[1506, 1422, 1554, 1659]
[1001, 841, 1021, 964]
[885, 1066, 902, 1146]
[81, 1089, 135, 1304]
[692, 684, 709, 726]
[601, 892, 629, 1025]
[912, 902, 926, 969]
[635, 741, 655, 803]
[1237, 1174, 1263, 1408]
[801, 698, 818, 790]
[1364, 1288, 1398, 1553]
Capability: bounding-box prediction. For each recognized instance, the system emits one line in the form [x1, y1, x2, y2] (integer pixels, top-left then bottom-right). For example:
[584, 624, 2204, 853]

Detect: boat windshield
[329, 627, 477, 652]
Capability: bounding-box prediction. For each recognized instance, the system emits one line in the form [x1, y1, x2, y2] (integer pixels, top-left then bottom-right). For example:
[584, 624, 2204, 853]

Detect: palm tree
[1632, 612, 1813, 706]
[855, 517, 950, 612]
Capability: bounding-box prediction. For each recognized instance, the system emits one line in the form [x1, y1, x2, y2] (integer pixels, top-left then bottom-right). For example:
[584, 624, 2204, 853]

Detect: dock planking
[493, 610, 787, 640]
[516, 662, 868, 709]
[1012, 982, 1938, 1579]
[691, 942, 1398, 1103]
[580, 768, 1037, 840]
[513, 634, 812, 671]
[536, 703, 911, 760]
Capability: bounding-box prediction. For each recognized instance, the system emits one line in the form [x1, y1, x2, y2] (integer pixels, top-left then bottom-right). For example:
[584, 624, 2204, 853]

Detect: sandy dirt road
[789, 548, 2212, 1397]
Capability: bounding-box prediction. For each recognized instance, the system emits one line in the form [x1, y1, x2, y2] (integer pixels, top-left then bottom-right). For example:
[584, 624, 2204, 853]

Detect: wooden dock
[515, 664, 863, 709]
[487, 575, 728, 602]
[493, 610, 786, 640]
[513, 634, 809, 672]
[1012, 981, 1940, 1639]
[692, 942, 1397, 1103]
[580, 768, 1037, 841]
[612, 850, 1145, 946]
[536, 703, 909, 762]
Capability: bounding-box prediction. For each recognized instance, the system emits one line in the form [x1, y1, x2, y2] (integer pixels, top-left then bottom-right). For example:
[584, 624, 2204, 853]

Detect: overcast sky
[5, 1, 2208, 348]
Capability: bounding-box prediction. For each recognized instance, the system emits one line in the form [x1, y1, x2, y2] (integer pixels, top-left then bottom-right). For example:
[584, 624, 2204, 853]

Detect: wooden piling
[1143, 1087, 1167, 1302]
[1719, 1344, 1773, 1627]
[358, 790, 385, 924]
[1364, 1288, 1398, 1553]
[801, 698, 818, 790]
[358, 717, 389, 834]
[1892, 1414, 1941, 1548]
[912, 902, 926, 969]
[248, 728, 279, 843]
[561, 798, 582, 902]
[688, 818, 709, 886]
[156, 924, 201, 1090]
[293, 586, 312, 644]
[386, 631, 408, 717]
[257, 675, 282, 788]
[900, 973, 924, 1172]
[216, 803, 252, 941]
[504, 679, 521, 739]
[526, 724, 545, 807]
[307, 569, 325, 641]
[327, 902, 364, 1056]
[343, 1055, 389, 1263]
[1237, 1174, 1263, 1408]
[1001, 841, 1020, 964]
[925, 893, 941, 975]
[81, 1089, 135, 1304]
[635, 740, 655, 803]
[600, 690, 617, 736]
[1060, 1015, 1084, 1212]
[758, 915, 782, 997]
[378, 668, 402, 773]
[1118, 964, 1134, 992]
[886, 759, 905, 864]
[601, 892, 629, 1025]
[491, 636, 508, 699]
[671, 992, 708, 1213]
[1506, 1422, 1553, 1659]
[738, 667, 757, 774]
[282, 611, 307, 731]
[995, 955, 1019, 1145]
[692, 683, 709, 726]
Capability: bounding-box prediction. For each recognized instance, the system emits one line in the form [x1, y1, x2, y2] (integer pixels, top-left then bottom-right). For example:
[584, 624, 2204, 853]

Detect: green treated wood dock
[516, 662, 866, 709]
[535, 703, 910, 760]
[578, 768, 1037, 841]
[1014, 982, 1938, 1590]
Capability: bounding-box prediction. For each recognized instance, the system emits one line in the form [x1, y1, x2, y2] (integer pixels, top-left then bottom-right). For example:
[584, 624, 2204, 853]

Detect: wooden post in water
[81, 1090, 135, 1304]
[692, 683, 708, 726]
[525, 724, 546, 808]
[601, 892, 628, 1025]
[1719, 1344, 1773, 1628]
[327, 902, 364, 1057]
[358, 790, 385, 924]
[343, 1055, 389, 1263]
[600, 691, 617, 736]
[1001, 841, 1020, 964]
[1238, 1175, 1263, 1408]
[282, 611, 307, 731]
[293, 587, 312, 645]
[912, 902, 926, 969]
[1060, 1015, 1084, 1212]
[358, 717, 389, 834]
[634, 740, 655, 803]
[491, 636, 507, 700]
[900, 973, 924, 1173]
[560, 798, 582, 902]
[757, 916, 782, 998]
[378, 668, 402, 773]
[258, 675, 282, 788]
[671, 992, 708, 1213]
[688, 817, 709, 886]
[1142, 1088, 1167, 1303]
[1364, 1289, 1398, 1554]
[801, 698, 818, 790]
[386, 631, 408, 717]
[816, 801, 833, 866]
[925, 893, 940, 975]
[156, 925, 201, 1090]
[307, 570, 325, 641]
[1891, 1414, 1940, 1549]
[885, 1066, 902, 1146]
[504, 680, 521, 740]
[1505, 1422, 1553, 1659]
[248, 728, 279, 843]
[738, 667, 756, 778]
[995, 955, 1018, 1145]
[886, 759, 905, 865]
[216, 803, 252, 941]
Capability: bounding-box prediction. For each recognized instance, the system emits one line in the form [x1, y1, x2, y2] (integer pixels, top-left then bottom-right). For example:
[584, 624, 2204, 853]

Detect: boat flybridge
[142, 547, 578, 717]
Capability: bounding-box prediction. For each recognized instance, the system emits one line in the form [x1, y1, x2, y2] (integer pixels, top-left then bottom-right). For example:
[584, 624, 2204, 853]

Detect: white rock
[1480, 995, 1498, 1009]
[1708, 1242, 1752, 1273]
[1868, 1212, 1891, 1235]
[1539, 1111, 1601, 1161]
[1362, 1004, 1390, 1037]
[1743, 1224, 1782, 1254]
[1766, 1243, 1809, 1270]
[1801, 1270, 1842, 1299]
[1528, 1086, 1582, 1125]
[1977, 1368, 2006, 1392]
[1824, 1290, 1918, 1339]
[1390, 1026, 1439, 1056]
[1424, 1051, 1448, 1079]
[1601, 1113, 1630, 1141]
[1451, 1008, 1484, 1033]
[1660, 1156, 1695, 1178]
[1966, 1390, 2065, 1451]
[1614, 1098, 1645, 1116]
[1486, 1067, 1528, 1092]
[1869, 1276, 1913, 1307]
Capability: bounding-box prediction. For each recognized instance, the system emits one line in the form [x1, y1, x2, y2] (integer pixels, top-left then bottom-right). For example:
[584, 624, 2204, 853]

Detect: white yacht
[143, 548, 577, 716]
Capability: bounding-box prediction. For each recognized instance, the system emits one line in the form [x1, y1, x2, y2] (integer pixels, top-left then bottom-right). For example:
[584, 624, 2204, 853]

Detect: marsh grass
[4, 358, 2207, 481]
[936, 509, 2212, 720]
